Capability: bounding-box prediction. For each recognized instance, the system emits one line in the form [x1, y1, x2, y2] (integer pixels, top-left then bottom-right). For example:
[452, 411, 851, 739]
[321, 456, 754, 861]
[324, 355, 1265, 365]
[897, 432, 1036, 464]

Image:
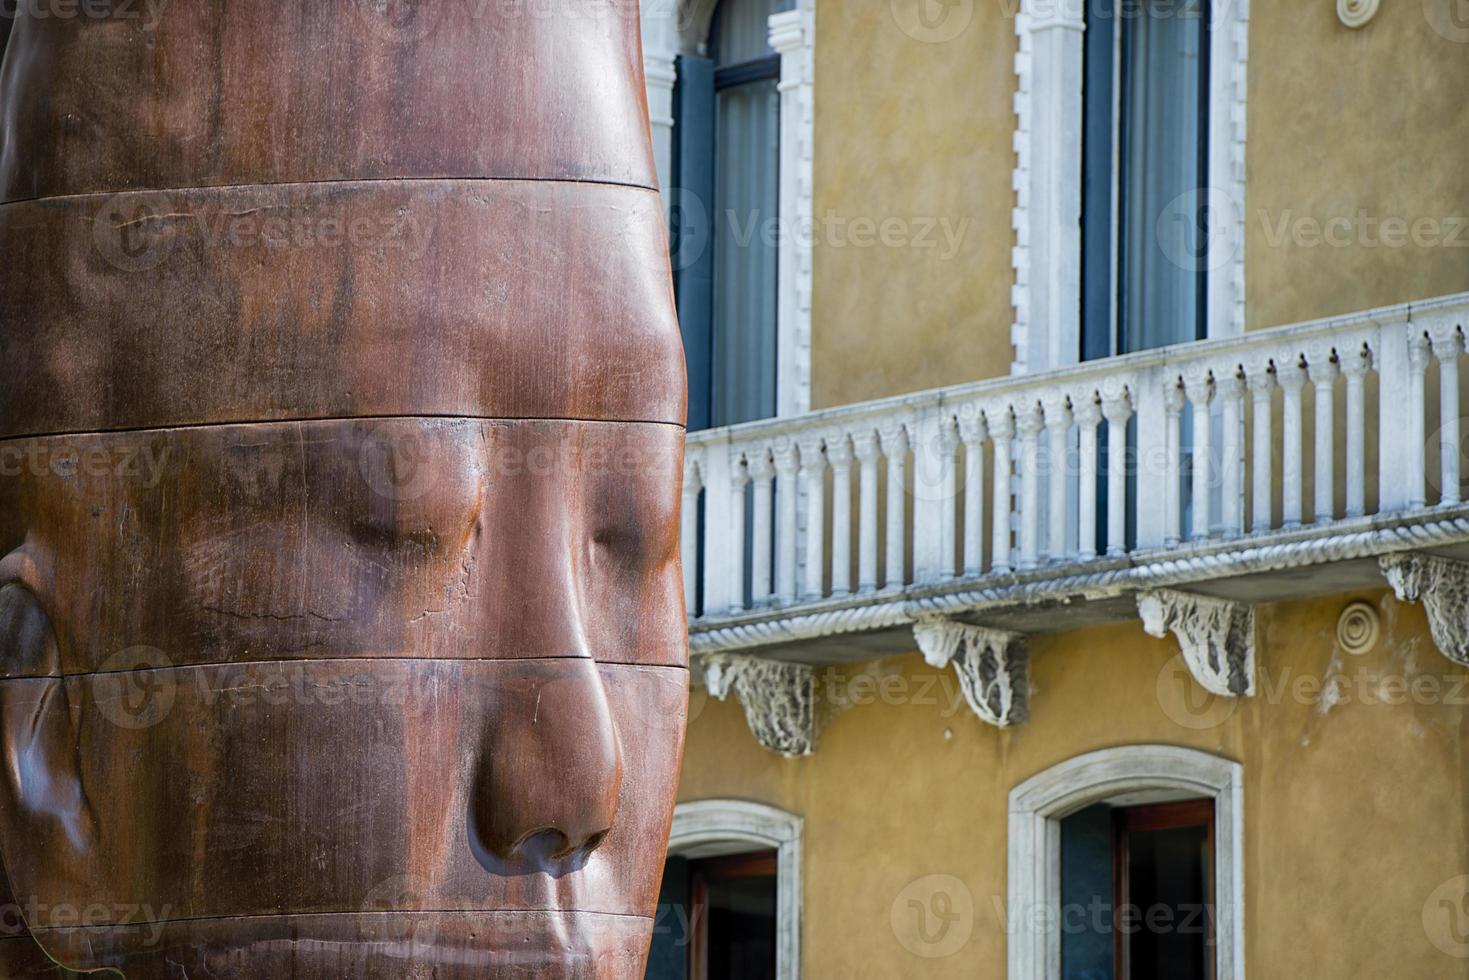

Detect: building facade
[640, 0, 1469, 976]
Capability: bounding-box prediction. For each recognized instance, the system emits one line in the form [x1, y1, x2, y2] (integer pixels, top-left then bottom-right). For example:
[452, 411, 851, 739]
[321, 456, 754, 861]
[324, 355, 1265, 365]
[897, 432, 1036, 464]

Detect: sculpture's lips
[0, 181, 685, 439]
[24, 910, 657, 979]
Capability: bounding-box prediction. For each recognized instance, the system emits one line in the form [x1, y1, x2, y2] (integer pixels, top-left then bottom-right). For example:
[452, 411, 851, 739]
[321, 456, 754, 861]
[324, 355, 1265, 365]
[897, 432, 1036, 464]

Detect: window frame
[1007, 745, 1244, 980]
[667, 800, 803, 980]
[640, 0, 815, 422]
[1011, 1, 1248, 375]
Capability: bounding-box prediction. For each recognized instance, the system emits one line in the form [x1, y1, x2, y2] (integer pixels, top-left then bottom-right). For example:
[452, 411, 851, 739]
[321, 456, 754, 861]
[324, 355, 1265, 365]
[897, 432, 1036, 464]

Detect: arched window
[1008, 746, 1244, 979]
[672, 0, 781, 430]
[645, 800, 802, 980]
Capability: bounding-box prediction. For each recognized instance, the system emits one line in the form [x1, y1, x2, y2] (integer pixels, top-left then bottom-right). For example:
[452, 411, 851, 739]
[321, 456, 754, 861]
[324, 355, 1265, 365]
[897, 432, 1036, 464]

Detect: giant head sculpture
[0, 3, 688, 976]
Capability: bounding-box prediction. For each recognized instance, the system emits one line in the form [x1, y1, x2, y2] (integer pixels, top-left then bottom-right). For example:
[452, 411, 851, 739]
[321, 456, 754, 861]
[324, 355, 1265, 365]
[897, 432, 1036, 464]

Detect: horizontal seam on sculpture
[2, 658, 691, 682]
[25, 908, 656, 933]
[0, 174, 662, 210]
[0, 414, 688, 442]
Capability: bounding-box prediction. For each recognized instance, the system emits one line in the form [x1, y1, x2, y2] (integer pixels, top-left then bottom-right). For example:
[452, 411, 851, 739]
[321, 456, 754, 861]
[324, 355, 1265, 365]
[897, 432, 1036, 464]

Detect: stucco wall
[1245, 0, 1469, 330]
[676, 590, 1469, 977]
[806, 0, 1469, 409]
[808, 0, 1018, 409]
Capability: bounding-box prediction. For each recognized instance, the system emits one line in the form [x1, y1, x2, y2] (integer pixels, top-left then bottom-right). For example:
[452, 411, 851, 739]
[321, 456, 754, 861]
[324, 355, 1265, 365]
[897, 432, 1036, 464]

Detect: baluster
[1074, 393, 1101, 561]
[879, 421, 909, 590]
[1163, 381, 1185, 547]
[958, 410, 989, 576]
[1276, 357, 1306, 529]
[1183, 368, 1214, 541]
[772, 440, 800, 605]
[1219, 371, 1245, 538]
[988, 408, 1015, 574]
[1342, 346, 1372, 518]
[853, 430, 882, 593]
[700, 446, 734, 613]
[1307, 349, 1339, 523]
[726, 455, 749, 613]
[1246, 359, 1275, 533]
[1017, 402, 1045, 570]
[1043, 393, 1073, 562]
[748, 450, 776, 605]
[1407, 331, 1431, 509]
[828, 434, 855, 596]
[681, 456, 703, 616]
[798, 436, 828, 600]
[936, 418, 961, 580]
[1430, 323, 1464, 506]
[1101, 388, 1132, 557]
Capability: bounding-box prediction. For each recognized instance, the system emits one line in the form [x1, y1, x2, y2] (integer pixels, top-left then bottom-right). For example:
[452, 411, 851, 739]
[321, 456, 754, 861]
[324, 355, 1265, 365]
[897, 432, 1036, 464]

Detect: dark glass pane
[1117, 0, 1210, 353]
[1124, 823, 1210, 980]
[645, 856, 691, 980]
[712, 0, 775, 67]
[712, 73, 779, 427]
[1061, 804, 1116, 980]
[704, 872, 778, 980]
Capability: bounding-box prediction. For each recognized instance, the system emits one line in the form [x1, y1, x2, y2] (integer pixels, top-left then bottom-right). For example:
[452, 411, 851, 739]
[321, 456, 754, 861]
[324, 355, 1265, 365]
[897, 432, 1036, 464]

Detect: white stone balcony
[682, 293, 1469, 754]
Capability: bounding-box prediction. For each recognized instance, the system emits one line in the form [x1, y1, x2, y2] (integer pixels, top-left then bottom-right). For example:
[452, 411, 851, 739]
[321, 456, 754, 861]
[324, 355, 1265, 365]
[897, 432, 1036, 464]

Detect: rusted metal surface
[0, 421, 686, 673]
[0, 1, 686, 976]
[0, 1, 657, 201]
[0, 182, 684, 438]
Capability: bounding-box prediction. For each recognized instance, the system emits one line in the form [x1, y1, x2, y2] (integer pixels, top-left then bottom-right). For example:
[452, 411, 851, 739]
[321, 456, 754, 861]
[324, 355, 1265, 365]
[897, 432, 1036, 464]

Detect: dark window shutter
[672, 54, 717, 433]
[1080, 0, 1116, 363]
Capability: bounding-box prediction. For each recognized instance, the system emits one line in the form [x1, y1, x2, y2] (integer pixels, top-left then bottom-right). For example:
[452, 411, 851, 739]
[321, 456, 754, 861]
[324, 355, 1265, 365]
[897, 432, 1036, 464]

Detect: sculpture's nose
[467, 470, 625, 868]
[472, 656, 624, 866]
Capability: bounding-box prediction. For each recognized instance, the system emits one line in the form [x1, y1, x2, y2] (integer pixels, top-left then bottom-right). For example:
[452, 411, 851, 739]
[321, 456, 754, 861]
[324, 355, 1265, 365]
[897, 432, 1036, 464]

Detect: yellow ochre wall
[808, 0, 1469, 409]
[677, 590, 1469, 977]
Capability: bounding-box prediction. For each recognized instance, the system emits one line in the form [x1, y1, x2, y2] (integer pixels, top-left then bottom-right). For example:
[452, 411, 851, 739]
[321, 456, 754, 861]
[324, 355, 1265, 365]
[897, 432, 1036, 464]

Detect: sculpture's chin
[30, 911, 653, 979]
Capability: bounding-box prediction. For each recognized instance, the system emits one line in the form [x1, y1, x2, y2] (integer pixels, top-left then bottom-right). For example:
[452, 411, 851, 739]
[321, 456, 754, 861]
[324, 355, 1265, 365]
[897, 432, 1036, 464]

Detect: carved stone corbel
[702, 654, 818, 757]
[1137, 590, 1255, 697]
[1380, 554, 1469, 666]
[913, 617, 1028, 728]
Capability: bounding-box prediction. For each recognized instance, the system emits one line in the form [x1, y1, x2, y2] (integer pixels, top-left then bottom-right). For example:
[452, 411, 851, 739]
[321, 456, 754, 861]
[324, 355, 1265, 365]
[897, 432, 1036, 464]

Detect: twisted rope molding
[689, 510, 1469, 656]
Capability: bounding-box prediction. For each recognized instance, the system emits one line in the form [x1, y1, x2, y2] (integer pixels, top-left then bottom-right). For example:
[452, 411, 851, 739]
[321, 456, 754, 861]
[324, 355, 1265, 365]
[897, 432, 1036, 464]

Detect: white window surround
[1010, 0, 1249, 374]
[1007, 745, 1244, 979]
[640, 0, 815, 417]
[668, 799, 804, 980]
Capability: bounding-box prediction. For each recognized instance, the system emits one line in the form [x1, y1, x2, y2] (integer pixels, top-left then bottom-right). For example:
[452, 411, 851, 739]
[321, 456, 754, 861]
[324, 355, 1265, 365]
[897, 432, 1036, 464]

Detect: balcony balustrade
[683, 293, 1469, 669]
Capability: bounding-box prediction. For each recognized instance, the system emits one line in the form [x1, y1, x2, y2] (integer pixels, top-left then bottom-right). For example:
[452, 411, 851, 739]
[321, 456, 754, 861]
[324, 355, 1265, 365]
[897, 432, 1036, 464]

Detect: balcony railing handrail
[687, 290, 1469, 451]
[681, 290, 1469, 648]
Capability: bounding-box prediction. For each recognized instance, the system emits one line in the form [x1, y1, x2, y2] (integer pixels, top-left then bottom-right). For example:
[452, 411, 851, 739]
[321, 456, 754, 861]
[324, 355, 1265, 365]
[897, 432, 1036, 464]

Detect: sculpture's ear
[0, 546, 98, 931]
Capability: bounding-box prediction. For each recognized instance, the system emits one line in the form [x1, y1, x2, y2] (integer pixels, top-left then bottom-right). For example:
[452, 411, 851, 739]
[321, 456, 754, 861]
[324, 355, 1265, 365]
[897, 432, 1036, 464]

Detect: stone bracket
[1137, 589, 1256, 697]
[702, 654, 818, 758]
[913, 617, 1029, 728]
[1380, 553, 1469, 666]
